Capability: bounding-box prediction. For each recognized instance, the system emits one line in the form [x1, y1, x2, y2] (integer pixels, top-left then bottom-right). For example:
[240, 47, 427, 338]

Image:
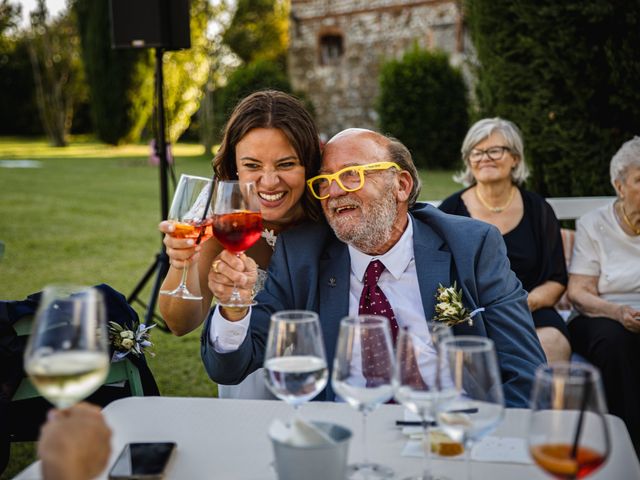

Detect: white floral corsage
[433, 282, 484, 327]
[108, 321, 156, 362]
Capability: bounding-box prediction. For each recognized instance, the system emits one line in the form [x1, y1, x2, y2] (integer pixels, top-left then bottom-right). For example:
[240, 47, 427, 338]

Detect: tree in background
[162, 0, 212, 144]
[74, 0, 154, 145]
[27, 0, 87, 146]
[223, 0, 288, 64]
[466, 0, 640, 196]
[377, 47, 469, 169]
[217, 59, 291, 123]
[0, 0, 41, 135]
[198, 0, 240, 154]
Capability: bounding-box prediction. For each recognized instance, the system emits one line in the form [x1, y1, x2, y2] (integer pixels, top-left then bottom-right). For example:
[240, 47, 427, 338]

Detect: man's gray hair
[610, 136, 640, 191]
[386, 137, 422, 207]
[454, 117, 530, 186]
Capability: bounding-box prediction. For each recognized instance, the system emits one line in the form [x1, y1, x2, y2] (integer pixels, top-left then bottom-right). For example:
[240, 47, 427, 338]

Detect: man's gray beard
[327, 188, 399, 253]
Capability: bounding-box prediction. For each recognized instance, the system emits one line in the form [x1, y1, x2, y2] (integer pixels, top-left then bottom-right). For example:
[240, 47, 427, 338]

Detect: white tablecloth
[14, 396, 640, 479]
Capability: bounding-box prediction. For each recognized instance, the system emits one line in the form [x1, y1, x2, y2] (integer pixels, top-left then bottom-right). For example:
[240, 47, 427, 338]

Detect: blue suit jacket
[201, 204, 546, 407]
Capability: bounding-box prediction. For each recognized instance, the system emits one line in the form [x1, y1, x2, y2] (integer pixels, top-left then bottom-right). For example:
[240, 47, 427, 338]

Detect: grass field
[0, 136, 459, 478]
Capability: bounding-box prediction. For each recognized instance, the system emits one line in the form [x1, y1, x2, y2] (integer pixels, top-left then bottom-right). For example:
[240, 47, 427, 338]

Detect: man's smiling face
[320, 130, 408, 254]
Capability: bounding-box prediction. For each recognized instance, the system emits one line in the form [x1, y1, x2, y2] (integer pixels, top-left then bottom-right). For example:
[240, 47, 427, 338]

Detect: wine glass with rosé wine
[211, 180, 263, 308]
[528, 363, 610, 479]
[24, 285, 109, 409]
[160, 174, 214, 300]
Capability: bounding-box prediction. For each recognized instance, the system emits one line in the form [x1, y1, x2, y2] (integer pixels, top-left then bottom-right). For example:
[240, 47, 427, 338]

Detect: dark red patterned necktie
[359, 260, 399, 387]
[359, 260, 426, 390]
[358, 260, 399, 340]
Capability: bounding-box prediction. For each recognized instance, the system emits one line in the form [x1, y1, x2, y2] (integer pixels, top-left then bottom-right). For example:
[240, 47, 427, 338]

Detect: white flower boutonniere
[109, 321, 156, 362]
[433, 282, 484, 327]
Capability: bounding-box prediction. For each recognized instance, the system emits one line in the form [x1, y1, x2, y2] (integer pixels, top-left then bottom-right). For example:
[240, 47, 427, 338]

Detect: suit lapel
[412, 217, 453, 323]
[318, 236, 350, 400]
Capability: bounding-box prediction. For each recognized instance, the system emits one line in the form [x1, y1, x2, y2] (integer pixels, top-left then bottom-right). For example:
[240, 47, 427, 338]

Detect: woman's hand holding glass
[160, 220, 202, 270]
[211, 180, 263, 308]
[207, 249, 258, 317]
[160, 174, 215, 301]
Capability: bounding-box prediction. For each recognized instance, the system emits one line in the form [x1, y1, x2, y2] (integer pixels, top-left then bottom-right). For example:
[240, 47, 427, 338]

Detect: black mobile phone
[108, 442, 177, 480]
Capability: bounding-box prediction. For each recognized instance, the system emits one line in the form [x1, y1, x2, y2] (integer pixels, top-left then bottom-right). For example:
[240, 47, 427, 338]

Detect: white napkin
[401, 436, 533, 465]
[268, 418, 336, 447]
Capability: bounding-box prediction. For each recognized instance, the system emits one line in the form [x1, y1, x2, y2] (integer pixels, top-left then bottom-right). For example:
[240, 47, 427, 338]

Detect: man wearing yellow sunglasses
[202, 128, 545, 408]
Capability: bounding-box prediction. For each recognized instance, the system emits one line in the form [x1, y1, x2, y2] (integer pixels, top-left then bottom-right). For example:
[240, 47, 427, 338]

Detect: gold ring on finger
[212, 260, 221, 274]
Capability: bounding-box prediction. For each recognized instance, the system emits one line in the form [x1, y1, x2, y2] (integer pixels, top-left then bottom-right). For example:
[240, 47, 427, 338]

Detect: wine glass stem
[229, 253, 243, 301]
[178, 263, 190, 290]
[464, 440, 472, 480]
[421, 420, 432, 480]
[361, 409, 370, 465]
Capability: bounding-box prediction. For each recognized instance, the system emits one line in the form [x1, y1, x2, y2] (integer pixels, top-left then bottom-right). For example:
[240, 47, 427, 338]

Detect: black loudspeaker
[110, 0, 191, 50]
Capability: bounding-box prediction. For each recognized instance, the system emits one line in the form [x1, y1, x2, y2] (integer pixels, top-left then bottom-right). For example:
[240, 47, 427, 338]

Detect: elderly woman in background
[567, 136, 640, 453]
[439, 118, 570, 362]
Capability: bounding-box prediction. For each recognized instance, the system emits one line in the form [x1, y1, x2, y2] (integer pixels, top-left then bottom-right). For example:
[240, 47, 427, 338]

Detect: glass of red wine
[212, 180, 263, 307]
[160, 174, 214, 300]
[528, 362, 610, 479]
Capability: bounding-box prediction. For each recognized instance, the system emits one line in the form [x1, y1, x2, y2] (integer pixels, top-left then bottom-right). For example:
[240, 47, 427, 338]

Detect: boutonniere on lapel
[109, 320, 156, 362]
[433, 282, 484, 327]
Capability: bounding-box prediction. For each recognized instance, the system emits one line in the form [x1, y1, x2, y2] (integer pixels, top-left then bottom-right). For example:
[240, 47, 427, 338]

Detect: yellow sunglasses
[306, 161, 401, 200]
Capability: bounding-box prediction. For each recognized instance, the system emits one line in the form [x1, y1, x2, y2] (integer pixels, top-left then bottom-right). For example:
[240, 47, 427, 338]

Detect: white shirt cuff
[209, 305, 251, 353]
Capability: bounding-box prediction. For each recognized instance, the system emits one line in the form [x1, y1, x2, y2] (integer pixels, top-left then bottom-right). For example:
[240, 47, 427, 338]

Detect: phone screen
[109, 442, 176, 479]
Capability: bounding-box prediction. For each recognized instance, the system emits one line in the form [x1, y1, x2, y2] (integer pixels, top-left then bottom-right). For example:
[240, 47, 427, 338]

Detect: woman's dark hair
[213, 90, 322, 221]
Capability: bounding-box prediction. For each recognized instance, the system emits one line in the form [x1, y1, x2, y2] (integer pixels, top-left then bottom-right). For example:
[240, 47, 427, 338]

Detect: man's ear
[396, 171, 413, 202]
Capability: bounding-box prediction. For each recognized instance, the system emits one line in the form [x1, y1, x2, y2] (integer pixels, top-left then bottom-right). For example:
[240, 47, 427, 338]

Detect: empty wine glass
[263, 311, 328, 417]
[394, 321, 454, 480]
[212, 180, 263, 307]
[436, 336, 505, 480]
[160, 174, 214, 300]
[528, 362, 609, 479]
[333, 314, 395, 479]
[23, 285, 109, 409]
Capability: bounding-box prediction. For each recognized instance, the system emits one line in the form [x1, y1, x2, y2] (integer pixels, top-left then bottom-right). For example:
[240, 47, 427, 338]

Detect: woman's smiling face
[235, 128, 306, 224]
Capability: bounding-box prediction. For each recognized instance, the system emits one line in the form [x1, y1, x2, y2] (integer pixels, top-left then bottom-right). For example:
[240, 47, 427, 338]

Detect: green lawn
[0, 136, 459, 478]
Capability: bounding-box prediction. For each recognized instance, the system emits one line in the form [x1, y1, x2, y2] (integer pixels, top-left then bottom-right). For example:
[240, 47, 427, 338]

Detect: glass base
[400, 474, 451, 480]
[347, 462, 394, 479]
[160, 286, 202, 301]
[217, 299, 257, 308]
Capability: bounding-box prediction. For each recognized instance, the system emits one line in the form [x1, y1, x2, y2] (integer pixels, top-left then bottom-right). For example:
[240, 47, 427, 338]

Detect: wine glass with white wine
[263, 311, 328, 417]
[23, 285, 110, 409]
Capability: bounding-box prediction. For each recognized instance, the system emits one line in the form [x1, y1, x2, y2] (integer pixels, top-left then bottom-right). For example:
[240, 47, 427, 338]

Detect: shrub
[376, 46, 469, 169]
[74, 0, 154, 145]
[466, 0, 640, 196]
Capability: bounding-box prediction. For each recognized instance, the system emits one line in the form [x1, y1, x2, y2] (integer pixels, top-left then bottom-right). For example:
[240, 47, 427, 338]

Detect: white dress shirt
[208, 215, 440, 393]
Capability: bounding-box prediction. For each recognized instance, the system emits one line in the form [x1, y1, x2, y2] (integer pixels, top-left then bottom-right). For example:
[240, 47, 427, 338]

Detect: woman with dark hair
[439, 117, 570, 362]
[158, 90, 322, 398]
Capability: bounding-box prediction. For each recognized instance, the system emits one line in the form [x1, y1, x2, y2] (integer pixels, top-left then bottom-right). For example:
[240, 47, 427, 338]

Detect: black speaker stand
[127, 48, 171, 327]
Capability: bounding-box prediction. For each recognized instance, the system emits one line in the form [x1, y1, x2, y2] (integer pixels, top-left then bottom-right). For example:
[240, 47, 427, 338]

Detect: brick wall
[289, 0, 468, 138]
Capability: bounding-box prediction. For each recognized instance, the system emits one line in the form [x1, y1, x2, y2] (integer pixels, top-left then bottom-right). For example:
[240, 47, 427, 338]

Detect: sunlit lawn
[0, 135, 459, 478]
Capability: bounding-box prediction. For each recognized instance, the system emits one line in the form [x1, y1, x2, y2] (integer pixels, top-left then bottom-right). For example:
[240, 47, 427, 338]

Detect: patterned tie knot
[364, 260, 385, 288]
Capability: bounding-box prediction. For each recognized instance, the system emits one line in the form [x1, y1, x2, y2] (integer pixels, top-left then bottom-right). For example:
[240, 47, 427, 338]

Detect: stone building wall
[288, 0, 467, 138]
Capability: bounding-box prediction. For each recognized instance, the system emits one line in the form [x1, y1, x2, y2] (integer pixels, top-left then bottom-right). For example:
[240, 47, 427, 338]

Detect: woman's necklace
[618, 202, 640, 235]
[475, 186, 516, 213]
